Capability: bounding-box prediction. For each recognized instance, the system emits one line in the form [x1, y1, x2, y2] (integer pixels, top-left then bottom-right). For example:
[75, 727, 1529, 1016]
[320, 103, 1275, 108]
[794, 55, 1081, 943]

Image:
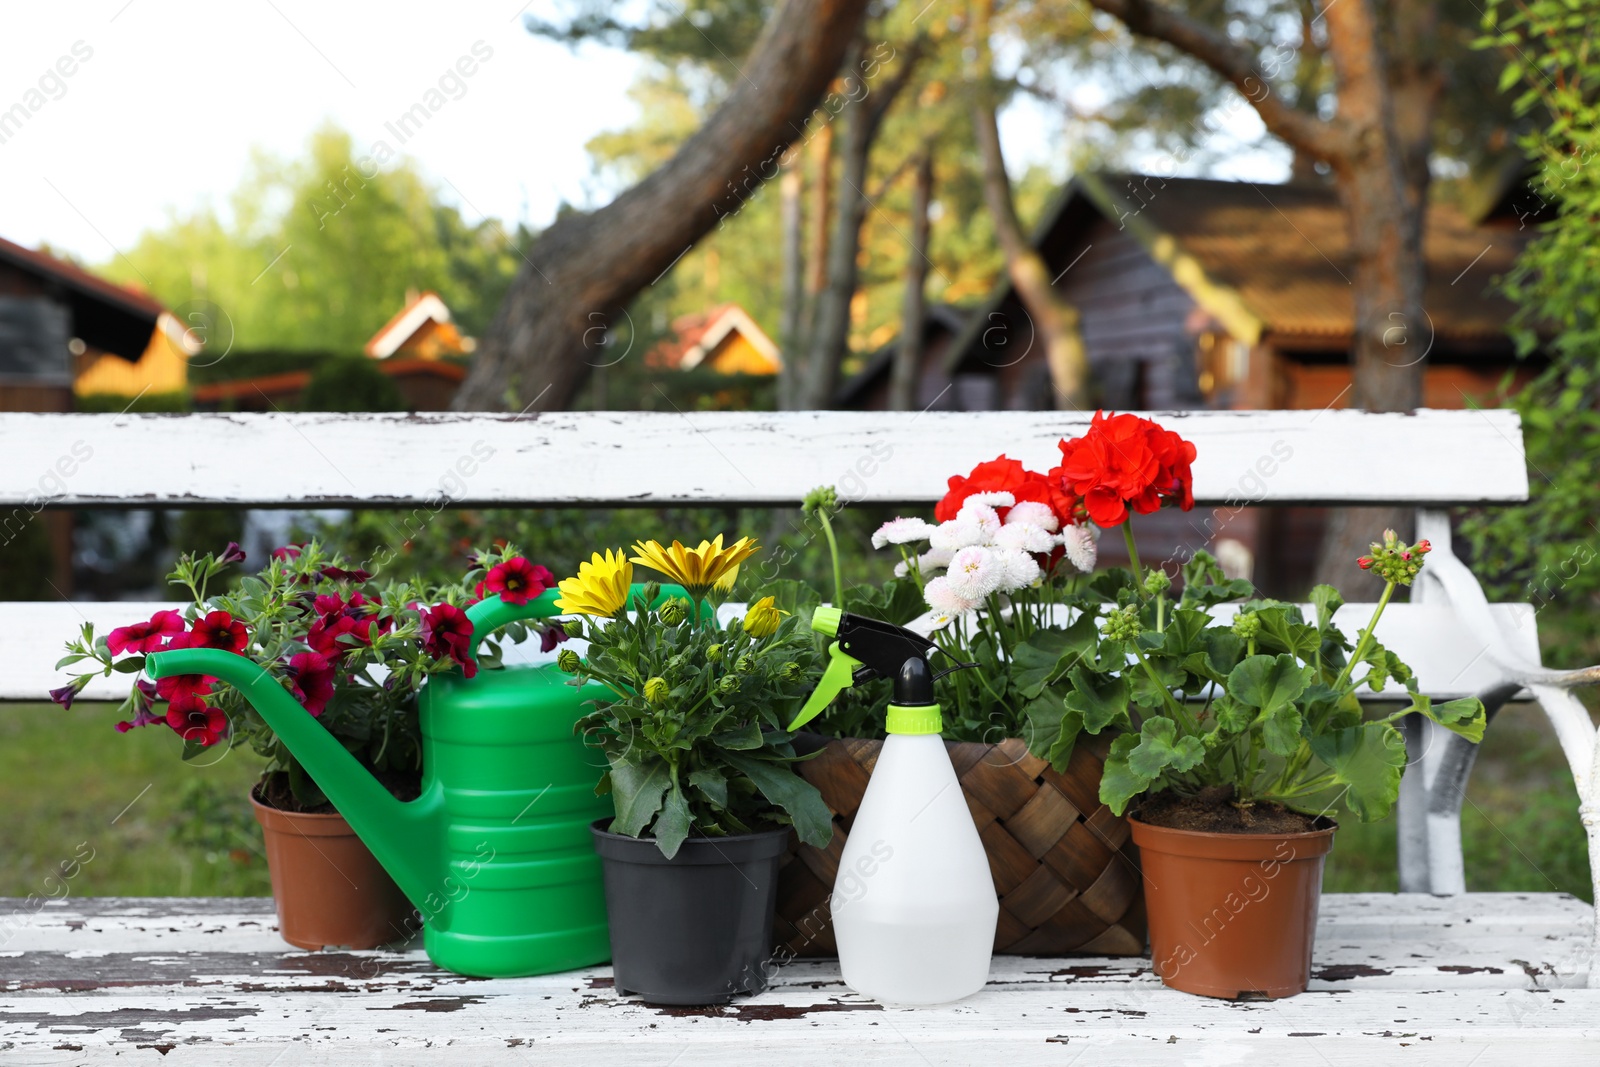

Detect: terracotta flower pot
[251, 792, 416, 951]
[1130, 815, 1336, 999]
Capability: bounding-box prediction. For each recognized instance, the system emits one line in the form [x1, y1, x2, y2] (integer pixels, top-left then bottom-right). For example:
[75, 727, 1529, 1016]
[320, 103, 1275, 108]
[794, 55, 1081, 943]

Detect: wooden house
[645, 304, 781, 375]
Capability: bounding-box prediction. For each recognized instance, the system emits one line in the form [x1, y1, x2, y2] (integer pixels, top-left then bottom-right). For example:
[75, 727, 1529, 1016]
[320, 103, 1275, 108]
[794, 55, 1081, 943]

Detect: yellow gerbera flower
[554, 549, 634, 617]
[630, 535, 759, 598]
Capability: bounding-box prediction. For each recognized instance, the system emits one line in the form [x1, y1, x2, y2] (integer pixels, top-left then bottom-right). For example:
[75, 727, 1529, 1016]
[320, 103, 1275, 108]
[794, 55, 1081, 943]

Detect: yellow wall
[74, 322, 187, 397]
[707, 333, 780, 376]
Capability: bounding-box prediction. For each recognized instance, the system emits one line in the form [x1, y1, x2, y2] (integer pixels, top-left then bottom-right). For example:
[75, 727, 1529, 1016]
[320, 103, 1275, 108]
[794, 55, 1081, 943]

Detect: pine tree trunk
[452, 0, 871, 412]
[778, 163, 805, 410]
[889, 150, 934, 411]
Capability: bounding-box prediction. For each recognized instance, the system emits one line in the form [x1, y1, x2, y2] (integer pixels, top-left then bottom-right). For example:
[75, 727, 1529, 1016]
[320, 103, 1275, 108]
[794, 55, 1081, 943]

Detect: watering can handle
[466, 583, 693, 654]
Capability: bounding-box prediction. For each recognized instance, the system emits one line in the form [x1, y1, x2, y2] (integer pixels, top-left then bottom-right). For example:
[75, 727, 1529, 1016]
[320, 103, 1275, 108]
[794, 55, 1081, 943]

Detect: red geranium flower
[286, 651, 336, 717]
[166, 694, 229, 747]
[420, 603, 476, 679]
[934, 455, 1055, 523]
[1048, 411, 1197, 528]
[188, 610, 249, 655]
[482, 557, 554, 606]
[107, 610, 185, 656]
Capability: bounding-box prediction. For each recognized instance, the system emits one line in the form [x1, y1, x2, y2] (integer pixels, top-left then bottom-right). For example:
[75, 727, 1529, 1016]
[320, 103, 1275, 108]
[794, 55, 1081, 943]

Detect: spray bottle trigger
[787, 641, 863, 732]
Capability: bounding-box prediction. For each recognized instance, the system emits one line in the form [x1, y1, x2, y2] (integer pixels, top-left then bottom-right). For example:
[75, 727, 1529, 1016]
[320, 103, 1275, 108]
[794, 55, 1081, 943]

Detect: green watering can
[146, 585, 674, 978]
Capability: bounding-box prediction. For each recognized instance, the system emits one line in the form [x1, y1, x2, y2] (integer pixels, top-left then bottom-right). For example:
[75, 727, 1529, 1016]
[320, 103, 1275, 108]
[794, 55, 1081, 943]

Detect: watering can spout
[145, 647, 445, 913]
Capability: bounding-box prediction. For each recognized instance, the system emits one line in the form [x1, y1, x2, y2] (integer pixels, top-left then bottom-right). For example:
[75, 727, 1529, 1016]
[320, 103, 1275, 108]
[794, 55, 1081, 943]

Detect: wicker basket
[774, 733, 1146, 957]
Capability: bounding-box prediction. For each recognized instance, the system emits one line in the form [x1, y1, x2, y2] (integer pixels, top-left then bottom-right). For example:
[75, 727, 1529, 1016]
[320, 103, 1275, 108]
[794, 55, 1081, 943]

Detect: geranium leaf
[1258, 704, 1304, 758]
[1064, 668, 1132, 733]
[724, 752, 833, 849]
[1163, 608, 1213, 656]
[609, 759, 671, 838]
[1213, 694, 1254, 734]
[1309, 722, 1407, 822]
[1128, 657, 1184, 709]
[1255, 608, 1320, 661]
[1409, 694, 1488, 743]
[1227, 653, 1310, 716]
[1127, 718, 1205, 778]
[1309, 584, 1344, 633]
[1099, 733, 1153, 815]
[1021, 689, 1067, 756]
[1012, 613, 1099, 698]
[1047, 708, 1085, 773]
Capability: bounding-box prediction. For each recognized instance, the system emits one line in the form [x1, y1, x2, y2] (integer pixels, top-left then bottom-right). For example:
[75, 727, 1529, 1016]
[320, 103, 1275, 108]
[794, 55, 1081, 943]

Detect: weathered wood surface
[0, 409, 1527, 509]
[0, 894, 1592, 1064]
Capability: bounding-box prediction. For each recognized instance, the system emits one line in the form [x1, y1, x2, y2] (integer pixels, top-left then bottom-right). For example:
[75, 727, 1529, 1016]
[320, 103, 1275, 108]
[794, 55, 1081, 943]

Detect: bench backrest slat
[0, 409, 1529, 509]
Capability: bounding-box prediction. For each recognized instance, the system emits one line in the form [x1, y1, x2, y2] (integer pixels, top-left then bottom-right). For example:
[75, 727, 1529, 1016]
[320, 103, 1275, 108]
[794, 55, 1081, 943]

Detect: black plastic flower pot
[590, 820, 789, 1006]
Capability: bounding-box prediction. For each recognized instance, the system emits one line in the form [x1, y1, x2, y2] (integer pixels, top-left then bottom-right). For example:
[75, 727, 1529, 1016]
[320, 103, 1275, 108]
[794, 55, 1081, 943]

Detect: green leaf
[1213, 694, 1254, 734]
[1099, 733, 1154, 815]
[1227, 653, 1310, 715]
[1011, 614, 1099, 698]
[1162, 608, 1213, 657]
[1255, 608, 1320, 661]
[1309, 722, 1407, 822]
[654, 780, 692, 859]
[608, 759, 672, 837]
[1047, 709, 1085, 773]
[724, 752, 833, 849]
[1309, 585, 1344, 632]
[1258, 704, 1304, 758]
[1127, 718, 1205, 778]
[1022, 689, 1065, 754]
[111, 656, 148, 674]
[688, 766, 729, 808]
[1128, 656, 1184, 709]
[1063, 668, 1132, 733]
[1409, 695, 1488, 743]
[710, 719, 763, 750]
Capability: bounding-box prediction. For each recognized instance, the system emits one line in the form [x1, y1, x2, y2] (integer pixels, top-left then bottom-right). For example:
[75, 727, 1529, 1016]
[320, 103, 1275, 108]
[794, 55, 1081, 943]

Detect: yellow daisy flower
[630, 535, 759, 598]
[741, 595, 788, 638]
[554, 549, 634, 617]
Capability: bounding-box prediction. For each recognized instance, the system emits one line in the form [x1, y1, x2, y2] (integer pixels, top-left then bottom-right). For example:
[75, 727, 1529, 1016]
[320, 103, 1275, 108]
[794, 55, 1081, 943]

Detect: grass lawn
[1, 701, 1590, 902]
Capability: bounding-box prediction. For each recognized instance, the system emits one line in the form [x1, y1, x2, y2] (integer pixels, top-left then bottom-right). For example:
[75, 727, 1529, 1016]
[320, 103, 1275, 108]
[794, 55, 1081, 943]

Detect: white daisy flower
[955, 501, 1003, 542]
[929, 518, 983, 553]
[916, 547, 954, 574]
[923, 575, 979, 616]
[961, 490, 1015, 510]
[946, 545, 1002, 601]
[871, 516, 935, 550]
[995, 521, 1055, 555]
[1062, 524, 1098, 573]
[1004, 500, 1059, 533]
[995, 549, 1043, 592]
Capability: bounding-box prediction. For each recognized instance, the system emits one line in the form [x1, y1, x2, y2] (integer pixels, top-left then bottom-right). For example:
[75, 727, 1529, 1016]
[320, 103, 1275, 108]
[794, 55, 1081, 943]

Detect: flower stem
[1333, 579, 1397, 691]
[817, 507, 845, 611]
[1121, 520, 1145, 592]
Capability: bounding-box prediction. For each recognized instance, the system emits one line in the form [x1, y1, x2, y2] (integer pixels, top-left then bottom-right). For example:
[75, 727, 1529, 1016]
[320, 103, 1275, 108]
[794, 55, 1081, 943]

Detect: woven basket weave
[774, 734, 1146, 957]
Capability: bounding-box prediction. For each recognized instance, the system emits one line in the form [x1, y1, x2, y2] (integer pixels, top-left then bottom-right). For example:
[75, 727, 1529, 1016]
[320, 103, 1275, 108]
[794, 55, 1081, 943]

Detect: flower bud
[563, 619, 584, 638]
[716, 674, 741, 695]
[779, 661, 801, 681]
[1231, 610, 1261, 641]
[741, 595, 788, 639]
[644, 676, 670, 705]
[638, 581, 662, 610]
[657, 597, 689, 626]
[735, 654, 756, 675]
[556, 648, 581, 673]
[1143, 569, 1172, 596]
[1103, 605, 1143, 642]
[706, 642, 724, 663]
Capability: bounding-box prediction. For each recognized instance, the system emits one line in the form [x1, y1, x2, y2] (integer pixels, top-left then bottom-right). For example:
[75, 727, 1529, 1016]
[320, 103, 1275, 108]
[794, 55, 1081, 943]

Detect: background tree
[452, 0, 873, 412]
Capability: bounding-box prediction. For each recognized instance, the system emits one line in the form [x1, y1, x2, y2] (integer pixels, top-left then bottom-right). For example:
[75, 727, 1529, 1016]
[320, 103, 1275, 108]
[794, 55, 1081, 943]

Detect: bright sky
[0, 0, 644, 263]
[0, 1, 1281, 269]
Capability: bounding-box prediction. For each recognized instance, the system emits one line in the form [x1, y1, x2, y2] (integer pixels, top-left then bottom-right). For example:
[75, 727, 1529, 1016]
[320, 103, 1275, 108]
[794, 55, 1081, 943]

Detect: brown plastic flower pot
[251, 792, 415, 951]
[1129, 815, 1336, 999]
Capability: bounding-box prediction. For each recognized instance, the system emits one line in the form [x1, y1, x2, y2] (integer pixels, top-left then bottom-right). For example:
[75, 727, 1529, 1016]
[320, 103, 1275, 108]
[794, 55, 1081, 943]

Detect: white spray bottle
[789, 607, 998, 1005]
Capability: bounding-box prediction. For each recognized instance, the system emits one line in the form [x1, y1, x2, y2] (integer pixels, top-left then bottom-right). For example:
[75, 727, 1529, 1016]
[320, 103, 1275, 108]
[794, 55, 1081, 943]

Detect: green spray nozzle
[787, 609, 943, 732]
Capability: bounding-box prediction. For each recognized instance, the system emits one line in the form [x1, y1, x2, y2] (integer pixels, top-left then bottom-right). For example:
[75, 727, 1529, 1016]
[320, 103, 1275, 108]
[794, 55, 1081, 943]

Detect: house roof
[646, 304, 780, 372]
[365, 291, 454, 359]
[0, 235, 165, 360]
[833, 304, 967, 406]
[949, 172, 1528, 371]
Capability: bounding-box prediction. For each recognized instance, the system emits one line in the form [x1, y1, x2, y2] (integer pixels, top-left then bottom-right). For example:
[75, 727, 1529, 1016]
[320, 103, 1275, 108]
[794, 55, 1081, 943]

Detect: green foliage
[301, 356, 405, 412]
[102, 124, 525, 354]
[565, 582, 830, 858]
[1016, 551, 1486, 823]
[74, 391, 189, 413]
[56, 542, 546, 807]
[1463, 3, 1600, 655]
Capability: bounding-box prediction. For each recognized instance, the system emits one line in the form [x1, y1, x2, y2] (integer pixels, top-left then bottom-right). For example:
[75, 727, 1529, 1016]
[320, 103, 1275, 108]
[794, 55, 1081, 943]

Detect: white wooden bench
[1, 408, 1596, 1062]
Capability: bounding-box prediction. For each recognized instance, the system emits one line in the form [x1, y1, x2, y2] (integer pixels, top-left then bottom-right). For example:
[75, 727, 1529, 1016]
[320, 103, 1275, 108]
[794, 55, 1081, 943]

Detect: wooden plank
[0, 894, 1591, 1064]
[0, 409, 1529, 509]
[4, 600, 1536, 704]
